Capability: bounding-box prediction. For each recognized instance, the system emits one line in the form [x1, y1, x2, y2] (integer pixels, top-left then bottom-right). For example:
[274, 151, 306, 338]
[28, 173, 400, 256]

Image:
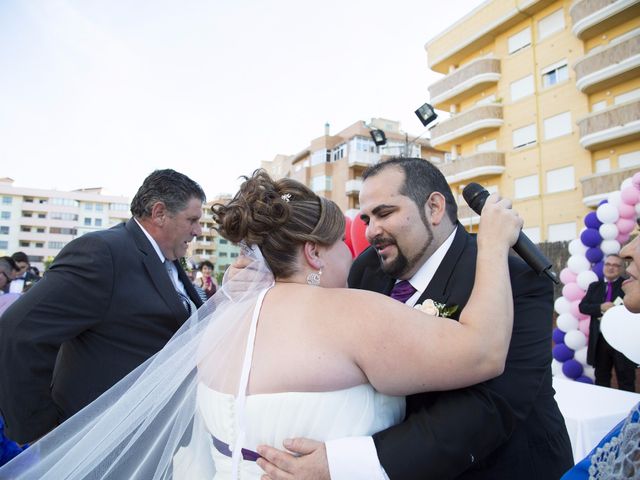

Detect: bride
[0, 169, 521, 479]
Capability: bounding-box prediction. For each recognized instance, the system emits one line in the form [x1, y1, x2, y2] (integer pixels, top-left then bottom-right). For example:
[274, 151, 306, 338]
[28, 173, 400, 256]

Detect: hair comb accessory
[281, 193, 291, 202]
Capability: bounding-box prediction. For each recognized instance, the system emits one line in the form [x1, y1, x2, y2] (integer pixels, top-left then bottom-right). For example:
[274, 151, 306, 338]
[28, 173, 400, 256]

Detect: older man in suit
[257, 158, 573, 479]
[0, 169, 205, 444]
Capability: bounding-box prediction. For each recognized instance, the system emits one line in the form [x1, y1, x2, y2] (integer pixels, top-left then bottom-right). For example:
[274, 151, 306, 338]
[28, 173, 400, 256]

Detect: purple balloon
[584, 211, 602, 229]
[586, 247, 604, 264]
[575, 376, 593, 384]
[552, 328, 566, 345]
[580, 228, 602, 248]
[592, 261, 604, 280]
[598, 199, 608, 206]
[562, 359, 584, 379]
[553, 343, 574, 362]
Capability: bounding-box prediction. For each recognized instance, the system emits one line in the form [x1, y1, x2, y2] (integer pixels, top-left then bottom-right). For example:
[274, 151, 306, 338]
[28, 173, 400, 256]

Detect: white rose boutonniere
[414, 299, 459, 318]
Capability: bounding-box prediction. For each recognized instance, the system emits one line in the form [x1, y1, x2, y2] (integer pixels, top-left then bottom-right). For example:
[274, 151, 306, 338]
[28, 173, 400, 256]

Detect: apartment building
[262, 119, 445, 213]
[0, 178, 130, 270]
[426, 0, 640, 242]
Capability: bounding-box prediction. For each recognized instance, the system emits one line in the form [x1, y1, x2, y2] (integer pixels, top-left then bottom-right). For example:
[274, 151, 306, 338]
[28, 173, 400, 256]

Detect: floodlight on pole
[414, 102, 438, 127]
[369, 128, 387, 147]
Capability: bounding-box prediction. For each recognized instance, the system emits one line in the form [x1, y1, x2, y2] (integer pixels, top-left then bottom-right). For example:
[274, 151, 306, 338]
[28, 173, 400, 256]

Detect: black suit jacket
[578, 277, 625, 366]
[0, 219, 203, 443]
[348, 224, 573, 479]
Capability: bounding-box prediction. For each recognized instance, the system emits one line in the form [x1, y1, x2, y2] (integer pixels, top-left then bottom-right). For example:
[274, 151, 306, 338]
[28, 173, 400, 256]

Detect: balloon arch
[342, 173, 640, 384]
[552, 172, 640, 383]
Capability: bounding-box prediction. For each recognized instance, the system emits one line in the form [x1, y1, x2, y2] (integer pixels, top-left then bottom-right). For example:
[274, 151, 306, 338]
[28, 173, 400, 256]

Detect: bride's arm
[338, 195, 520, 396]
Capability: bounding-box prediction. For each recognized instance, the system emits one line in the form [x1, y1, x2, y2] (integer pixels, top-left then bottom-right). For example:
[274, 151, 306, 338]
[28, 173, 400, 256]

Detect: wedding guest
[258, 157, 573, 480]
[0, 169, 205, 444]
[8, 252, 39, 294]
[195, 260, 217, 299]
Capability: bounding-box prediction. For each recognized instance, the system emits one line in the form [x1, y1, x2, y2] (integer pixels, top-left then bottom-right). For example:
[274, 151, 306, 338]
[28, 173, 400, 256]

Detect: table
[553, 376, 640, 462]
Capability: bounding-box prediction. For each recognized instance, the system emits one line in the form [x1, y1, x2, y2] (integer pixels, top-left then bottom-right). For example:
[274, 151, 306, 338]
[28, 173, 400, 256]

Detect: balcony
[345, 179, 362, 196]
[580, 166, 640, 206]
[574, 32, 640, 93]
[577, 99, 640, 150]
[570, 0, 640, 40]
[456, 204, 480, 227]
[347, 151, 380, 167]
[429, 58, 501, 110]
[438, 152, 506, 184]
[430, 104, 503, 149]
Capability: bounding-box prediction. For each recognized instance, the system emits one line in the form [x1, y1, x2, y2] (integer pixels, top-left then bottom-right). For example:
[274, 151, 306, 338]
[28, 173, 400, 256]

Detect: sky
[0, 0, 485, 200]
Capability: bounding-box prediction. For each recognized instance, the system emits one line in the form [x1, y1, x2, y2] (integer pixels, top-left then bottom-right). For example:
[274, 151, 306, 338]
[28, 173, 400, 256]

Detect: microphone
[462, 183, 559, 284]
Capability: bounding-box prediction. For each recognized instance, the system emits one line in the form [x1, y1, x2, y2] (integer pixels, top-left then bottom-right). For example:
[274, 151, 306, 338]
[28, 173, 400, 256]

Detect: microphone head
[462, 183, 489, 215]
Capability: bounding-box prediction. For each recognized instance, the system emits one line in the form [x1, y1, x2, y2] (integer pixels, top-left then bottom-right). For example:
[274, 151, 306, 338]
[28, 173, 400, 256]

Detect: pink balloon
[616, 217, 636, 234]
[570, 300, 582, 319]
[559, 267, 577, 285]
[576, 310, 590, 321]
[578, 318, 590, 336]
[633, 172, 640, 189]
[617, 232, 631, 244]
[618, 202, 636, 219]
[620, 186, 640, 205]
[562, 283, 585, 302]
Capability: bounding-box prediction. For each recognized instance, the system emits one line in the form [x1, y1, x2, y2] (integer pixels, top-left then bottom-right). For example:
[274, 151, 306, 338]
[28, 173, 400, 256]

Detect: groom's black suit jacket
[0, 219, 203, 444]
[348, 224, 573, 479]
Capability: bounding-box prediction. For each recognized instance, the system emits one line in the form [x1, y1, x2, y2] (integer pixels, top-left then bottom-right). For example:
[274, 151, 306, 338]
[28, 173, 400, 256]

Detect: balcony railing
[574, 32, 640, 93]
[581, 166, 640, 205]
[347, 151, 380, 167]
[570, 0, 640, 39]
[429, 58, 501, 108]
[577, 99, 640, 150]
[430, 104, 503, 148]
[438, 152, 506, 183]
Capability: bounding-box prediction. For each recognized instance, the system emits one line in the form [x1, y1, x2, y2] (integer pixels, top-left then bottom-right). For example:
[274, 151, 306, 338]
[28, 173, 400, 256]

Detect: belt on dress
[211, 435, 261, 462]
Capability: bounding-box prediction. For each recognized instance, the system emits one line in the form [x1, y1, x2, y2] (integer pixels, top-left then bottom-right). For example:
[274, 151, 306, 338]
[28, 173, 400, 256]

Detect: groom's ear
[302, 242, 323, 270]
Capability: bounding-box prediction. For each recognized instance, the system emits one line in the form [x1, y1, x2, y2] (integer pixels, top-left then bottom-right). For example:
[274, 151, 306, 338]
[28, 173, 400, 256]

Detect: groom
[257, 158, 573, 479]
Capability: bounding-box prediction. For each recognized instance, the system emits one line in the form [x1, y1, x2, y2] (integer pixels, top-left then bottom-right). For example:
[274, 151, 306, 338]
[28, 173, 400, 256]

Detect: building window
[512, 124, 537, 149]
[548, 222, 577, 242]
[508, 27, 531, 54]
[595, 158, 610, 173]
[51, 212, 78, 221]
[310, 149, 330, 166]
[538, 9, 565, 41]
[522, 226, 541, 244]
[35, 242, 44, 248]
[476, 94, 496, 106]
[51, 198, 79, 207]
[50, 227, 77, 235]
[0, 211, 10, 219]
[332, 144, 346, 161]
[510, 75, 534, 101]
[37, 228, 45, 233]
[592, 100, 607, 112]
[2, 196, 12, 204]
[542, 61, 568, 88]
[614, 88, 640, 105]
[84, 203, 94, 211]
[95, 218, 103, 227]
[0, 226, 9, 235]
[95, 203, 104, 212]
[546, 166, 575, 193]
[311, 175, 332, 192]
[514, 174, 539, 199]
[230, 252, 238, 258]
[476, 139, 497, 152]
[543, 112, 572, 140]
[619, 151, 640, 169]
[219, 252, 228, 258]
[84, 218, 91, 226]
[110, 203, 129, 211]
[37, 213, 46, 219]
[48, 241, 66, 249]
[0, 241, 7, 249]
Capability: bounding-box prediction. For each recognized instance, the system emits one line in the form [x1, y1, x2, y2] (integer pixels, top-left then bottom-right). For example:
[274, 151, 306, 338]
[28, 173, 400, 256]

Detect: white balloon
[557, 313, 579, 332]
[551, 359, 565, 377]
[635, 203, 640, 217]
[583, 365, 595, 381]
[568, 239, 588, 256]
[574, 346, 588, 365]
[596, 203, 619, 224]
[621, 178, 633, 190]
[607, 191, 622, 208]
[600, 239, 621, 255]
[564, 330, 588, 350]
[576, 270, 599, 290]
[599, 223, 618, 240]
[554, 296, 571, 315]
[567, 254, 591, 274]
[601, 305, 640, 364]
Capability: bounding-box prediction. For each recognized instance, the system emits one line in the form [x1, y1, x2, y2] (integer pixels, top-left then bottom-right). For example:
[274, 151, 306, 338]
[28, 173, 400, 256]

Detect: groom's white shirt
[326, 229, 456, 480]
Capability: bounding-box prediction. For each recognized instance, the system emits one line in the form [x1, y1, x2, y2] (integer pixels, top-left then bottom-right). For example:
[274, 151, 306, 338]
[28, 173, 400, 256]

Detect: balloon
[621, 178, 633, 190]
[559, 268, 577, 285]
[561, 283, 584, 302]
[596, 203, 619, 224]
[617, 202, 636, 219]
[568, 239, 588, 256]
[343, 216, 355, 257]
[567, 254, 591, 274]
[576, 270, 598, 290]
[575, 376, 593, 384]
[616, 233, 630, 245]
[569, 300, 582, 319]
[600, 239, 621, 255]
[554, 296, 571, 315]
[598, 223, 618, 240]
[584, 211, 602, 229]
[607, 191, 622, 208]
[562, 359, 584, 379]
[592, 260, 604, 279]
[551, 359, 565, 377]
[557, 313, 579, 332]
[578, 318, 590, 335]
[585, 247, 604, 264]
[580, 228, 602, 248]
[349, 215, 369, 257]
[552, 327, 566, 344]
[564, 330, 588, 350]
[574, 346, 588, 365]
[635, 203, 640, 217]
[616, 217, 636, 234]
[583, 365, 595, 380]
[620, 185, 639, 205]
[633, 172, 640, 189]
[601, 305, 640, 363]
[552, 343, 574, 362]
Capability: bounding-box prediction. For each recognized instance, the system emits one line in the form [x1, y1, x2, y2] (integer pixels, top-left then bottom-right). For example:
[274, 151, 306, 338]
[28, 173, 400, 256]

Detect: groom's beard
[375, 223, 434, 279]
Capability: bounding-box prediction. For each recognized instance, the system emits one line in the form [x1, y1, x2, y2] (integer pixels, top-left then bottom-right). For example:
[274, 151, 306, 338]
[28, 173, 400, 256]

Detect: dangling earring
[306, 269, 322, 286]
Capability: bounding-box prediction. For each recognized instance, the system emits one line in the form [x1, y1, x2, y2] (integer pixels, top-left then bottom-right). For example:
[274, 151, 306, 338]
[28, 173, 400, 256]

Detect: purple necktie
[605, 281, 613, 302]
[390, 280, 417, 304]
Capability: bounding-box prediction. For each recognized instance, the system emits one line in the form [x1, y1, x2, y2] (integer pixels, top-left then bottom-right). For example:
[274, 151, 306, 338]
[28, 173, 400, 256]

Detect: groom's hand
[256, 438, 330, 480]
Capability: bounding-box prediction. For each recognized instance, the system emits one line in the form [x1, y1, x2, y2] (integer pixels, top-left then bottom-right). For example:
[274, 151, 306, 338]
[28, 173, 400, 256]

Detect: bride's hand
[477, 194, 522, 251]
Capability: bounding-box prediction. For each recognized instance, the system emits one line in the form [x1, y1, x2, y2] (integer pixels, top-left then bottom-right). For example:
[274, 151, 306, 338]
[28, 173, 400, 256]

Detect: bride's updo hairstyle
[212, 169, 345, 278]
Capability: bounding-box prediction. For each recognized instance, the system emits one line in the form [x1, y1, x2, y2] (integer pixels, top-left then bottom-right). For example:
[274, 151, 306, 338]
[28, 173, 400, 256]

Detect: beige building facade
[426, 0, 640, 242]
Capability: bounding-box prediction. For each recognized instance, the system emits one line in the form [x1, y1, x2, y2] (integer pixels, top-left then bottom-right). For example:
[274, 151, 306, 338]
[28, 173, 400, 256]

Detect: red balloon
[350, 214, 370, 257]
[343, 216, 355, 257]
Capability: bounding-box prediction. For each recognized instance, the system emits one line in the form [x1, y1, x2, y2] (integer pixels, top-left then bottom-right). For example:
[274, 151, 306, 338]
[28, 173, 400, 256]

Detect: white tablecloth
[553, 376, 640, 462]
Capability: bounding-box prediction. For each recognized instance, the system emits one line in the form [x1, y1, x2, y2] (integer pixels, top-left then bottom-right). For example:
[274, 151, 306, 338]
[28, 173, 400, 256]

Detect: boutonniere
[414, 299, 459, 318]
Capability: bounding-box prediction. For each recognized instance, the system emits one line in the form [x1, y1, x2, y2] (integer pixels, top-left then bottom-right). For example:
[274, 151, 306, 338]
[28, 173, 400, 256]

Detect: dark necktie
[605, 281, 613, 303]
[164, 260, 192, 314]
[390, 280, 417, 304]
